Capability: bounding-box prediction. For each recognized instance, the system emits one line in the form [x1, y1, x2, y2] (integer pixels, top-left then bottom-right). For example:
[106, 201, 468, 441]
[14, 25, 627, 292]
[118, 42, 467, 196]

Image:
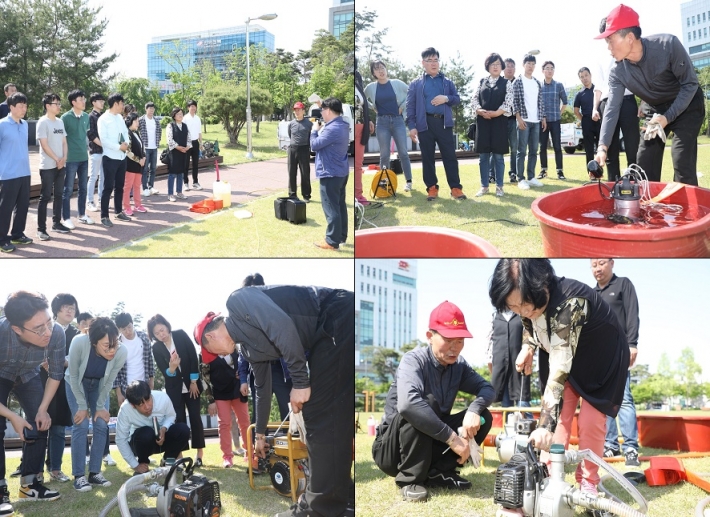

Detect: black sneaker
[87, 473, 111, 487]
[509, 174, 518, 184]
[10, 235, 32, 245]
[557, 170, 567, 180]
[0, 242, 16, 253]
[101, 217, 113, 228]
[0, 483, 13, 517]
[51, 222, 71, 233]
[400, 483, 429, 502]
[38, 231, 51, 241]
[489, 174, 495, 184]
[537, 169, 547, 179]
[273, 494, 318, 516]
[625, 449, 640, 467]
[18, 479, 60, 502]
[603, 448, 620, 459]
[426, 468, 472, 490]
[115, 212, 131, 222]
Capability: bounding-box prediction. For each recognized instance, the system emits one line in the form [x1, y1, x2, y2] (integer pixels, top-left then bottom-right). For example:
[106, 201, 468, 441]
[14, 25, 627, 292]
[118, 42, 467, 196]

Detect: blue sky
[412, 259, 710, 380]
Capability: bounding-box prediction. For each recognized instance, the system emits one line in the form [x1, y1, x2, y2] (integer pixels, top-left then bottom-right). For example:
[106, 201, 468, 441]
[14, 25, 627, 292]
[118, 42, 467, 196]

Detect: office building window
[333, 11, 353, 38]
[360, 282, 364, 293]
[360, 264, 364, 275]
[367, 266, 370, 277]
[360, 301, 374, 346]
[367, 284, 370, 295]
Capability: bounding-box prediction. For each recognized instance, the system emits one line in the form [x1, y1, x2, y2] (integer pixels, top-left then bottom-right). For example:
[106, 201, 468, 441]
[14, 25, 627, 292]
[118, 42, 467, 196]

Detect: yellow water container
[213, 180, 232, 208]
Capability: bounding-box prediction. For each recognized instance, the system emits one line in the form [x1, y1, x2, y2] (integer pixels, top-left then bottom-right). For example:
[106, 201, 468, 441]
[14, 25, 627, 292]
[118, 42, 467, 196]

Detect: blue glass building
[147, 25, 275, 94]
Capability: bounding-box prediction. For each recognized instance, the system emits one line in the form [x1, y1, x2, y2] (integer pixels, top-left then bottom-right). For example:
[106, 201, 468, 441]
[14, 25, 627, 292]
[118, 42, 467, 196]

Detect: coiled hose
[696, 496, 710, 517]
[98, 484, 150, 517]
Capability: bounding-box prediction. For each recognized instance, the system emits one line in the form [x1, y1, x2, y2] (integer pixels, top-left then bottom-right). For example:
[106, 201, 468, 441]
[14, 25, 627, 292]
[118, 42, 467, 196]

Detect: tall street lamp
[245, 13, 277, 159]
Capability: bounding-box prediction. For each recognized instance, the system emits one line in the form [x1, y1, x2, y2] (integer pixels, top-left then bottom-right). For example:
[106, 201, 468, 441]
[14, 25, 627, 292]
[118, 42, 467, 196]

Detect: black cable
[458, 219, 536, 227]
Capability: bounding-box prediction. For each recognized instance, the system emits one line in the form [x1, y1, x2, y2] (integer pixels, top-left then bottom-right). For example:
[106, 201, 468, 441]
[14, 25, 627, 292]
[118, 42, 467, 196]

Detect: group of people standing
[373, 258, 641, 517]
[354, 2, 703, 205]
[0, 87, 205, 252]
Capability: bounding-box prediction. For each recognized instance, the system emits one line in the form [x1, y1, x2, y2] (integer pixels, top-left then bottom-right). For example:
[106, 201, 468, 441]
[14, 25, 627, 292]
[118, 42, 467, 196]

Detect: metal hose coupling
[567, 488, 646, 517]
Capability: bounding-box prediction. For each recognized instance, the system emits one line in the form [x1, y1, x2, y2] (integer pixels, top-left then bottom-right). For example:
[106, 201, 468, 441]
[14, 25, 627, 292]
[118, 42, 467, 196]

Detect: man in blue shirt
[0, 92, 33, 253]
[538, 61, 568, 180]
[407, 47, 466, 201]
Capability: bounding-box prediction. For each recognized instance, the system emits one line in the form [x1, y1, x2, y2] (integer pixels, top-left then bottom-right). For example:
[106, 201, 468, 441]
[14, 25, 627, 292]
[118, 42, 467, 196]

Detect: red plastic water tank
[531, 182, 710, 257]
[354, 226, 500, 258]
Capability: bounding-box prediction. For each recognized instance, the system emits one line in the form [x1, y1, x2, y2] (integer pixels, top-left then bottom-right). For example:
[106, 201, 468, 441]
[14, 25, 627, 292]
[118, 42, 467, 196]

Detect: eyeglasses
[21, 319, 54, 337]
[50, 102, 62, 106]
[423, 59, 439, 64]
[60, 304, 76, 312]
[543, 67, 555, 71]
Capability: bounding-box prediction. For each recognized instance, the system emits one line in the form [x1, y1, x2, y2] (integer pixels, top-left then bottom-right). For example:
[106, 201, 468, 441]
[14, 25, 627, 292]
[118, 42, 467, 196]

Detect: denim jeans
[167, 174, 183, 195]
[87, 153, 104, 205]
[63, 160, 88, 219]
[0, 374, 48, 485]
[66, 378, 108, 477]
[479, 152, 504, 188]
[319, 175, 348, 248]
[506, 117, 517, 177]
[418, 115, 461, 190]
[376, 115, 412, 182]
[605, 371, 639, 453]
[142, 148, 158, 190]
[539, 120, 563, 171]
[516, 121, 540, 180]
[46, 424, 67, 472]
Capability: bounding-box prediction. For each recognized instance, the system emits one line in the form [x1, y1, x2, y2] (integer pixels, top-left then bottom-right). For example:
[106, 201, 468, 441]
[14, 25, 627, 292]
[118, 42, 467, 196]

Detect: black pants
[637, 86, 705, 185]
[0, 375, 47, 485]
[301, 290, 355, 517]
[167, 390, 206, 449]
[101, 156, 127, 219]
[0, 175, 31, 246]
[539, 120, 563, 171]
[38, 168, 66, 232]
[418, 115, 462, 190]
[288, 145, 311, 199]
[600, 95, 640, 181]
[184, 140, 200, 185]
[250, 363, 293, 424]
[372, 398, 492, 487]
[581, 115, 601, 165]
[129, 423, 190, 464]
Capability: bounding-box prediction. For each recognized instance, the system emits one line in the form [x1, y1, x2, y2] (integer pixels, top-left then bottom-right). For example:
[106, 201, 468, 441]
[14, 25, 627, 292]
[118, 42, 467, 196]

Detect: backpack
[466, 122, 476, 142]
[370, 167, 398, 199]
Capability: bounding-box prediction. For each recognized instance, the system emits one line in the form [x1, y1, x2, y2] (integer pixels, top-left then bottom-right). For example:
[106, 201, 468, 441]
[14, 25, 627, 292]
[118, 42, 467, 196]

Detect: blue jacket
[310, 116, 349, 178]
[406, 72, 460, 132]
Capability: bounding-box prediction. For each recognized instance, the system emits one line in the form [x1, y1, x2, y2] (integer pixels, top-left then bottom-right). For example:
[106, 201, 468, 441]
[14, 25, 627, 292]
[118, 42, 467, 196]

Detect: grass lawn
[359, 144, 710, 256]
[158, 121, 287, 166]
[4, 442, 300, 516]
[101, 186, 355, 258]
[355, 412, 710, 517]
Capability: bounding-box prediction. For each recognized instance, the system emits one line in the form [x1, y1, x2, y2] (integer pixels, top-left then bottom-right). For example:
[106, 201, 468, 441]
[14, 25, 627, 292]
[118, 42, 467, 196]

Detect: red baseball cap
[595, 4, 640, 39]
[293, 101, 305, 109]
[429, 301, 472, 338]
[194, 311, 221, 363]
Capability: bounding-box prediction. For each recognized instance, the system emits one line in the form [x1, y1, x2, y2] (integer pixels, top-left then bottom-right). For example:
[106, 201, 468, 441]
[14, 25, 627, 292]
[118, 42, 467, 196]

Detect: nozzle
[587, 160, 604, 179]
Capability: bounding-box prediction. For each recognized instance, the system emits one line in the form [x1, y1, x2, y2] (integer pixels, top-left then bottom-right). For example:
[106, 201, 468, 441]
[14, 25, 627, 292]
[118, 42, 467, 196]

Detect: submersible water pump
[612, 174, 641, 221]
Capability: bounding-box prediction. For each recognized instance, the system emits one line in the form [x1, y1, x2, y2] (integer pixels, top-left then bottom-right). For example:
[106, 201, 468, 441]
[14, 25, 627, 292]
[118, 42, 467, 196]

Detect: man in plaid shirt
[512, 54, 546, 190]
[538, 61, 568, 181]
[113, 312, 154, 406]
[138, 103, 162, 197]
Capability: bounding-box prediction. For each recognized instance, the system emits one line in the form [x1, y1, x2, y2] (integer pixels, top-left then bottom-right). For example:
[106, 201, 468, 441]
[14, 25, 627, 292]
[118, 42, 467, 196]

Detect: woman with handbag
[148, 314, 205, 466]
[123, 113, 148, 215]
[166, 107, 191, 202]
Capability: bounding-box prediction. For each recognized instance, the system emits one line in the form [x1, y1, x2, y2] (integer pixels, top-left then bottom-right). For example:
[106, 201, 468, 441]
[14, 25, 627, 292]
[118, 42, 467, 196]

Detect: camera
[23, 425, 39, 443]
[310, 108, 324, 125]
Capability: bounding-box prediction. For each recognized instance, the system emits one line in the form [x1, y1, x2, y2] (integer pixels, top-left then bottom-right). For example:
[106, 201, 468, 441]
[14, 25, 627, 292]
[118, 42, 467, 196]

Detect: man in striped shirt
[538, 61, 568, 180]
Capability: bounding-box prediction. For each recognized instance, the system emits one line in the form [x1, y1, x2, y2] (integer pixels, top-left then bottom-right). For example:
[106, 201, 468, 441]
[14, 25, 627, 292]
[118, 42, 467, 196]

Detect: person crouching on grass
[372, 301, 494, 503]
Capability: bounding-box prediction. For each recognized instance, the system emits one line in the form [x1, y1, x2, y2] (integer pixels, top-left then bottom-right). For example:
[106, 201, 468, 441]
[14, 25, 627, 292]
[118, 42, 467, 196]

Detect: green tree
[441, 52, 475, 139]
[200, 82, 272, 145]
[371, 347, 400, 383]
[112, 77, 162, 114]
[676, 347, 703, 404]
[354, 9, 391, 64]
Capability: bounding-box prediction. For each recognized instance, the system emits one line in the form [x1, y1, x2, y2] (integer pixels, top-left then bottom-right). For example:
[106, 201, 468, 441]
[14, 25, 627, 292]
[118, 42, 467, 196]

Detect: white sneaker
[475, 187, 489, 197]
[168, 195, 177, 202]
[404, 182, 412, 192]
[78, 214, 94, 225]
[150, 187, 159, 195]
[62, 218, 76, 230]
[143, 189, 151, 197]
[86, 202, 98, 212]
[103, 453, 116, 466]
[518, 179, 531, 190]
[528, 177, 544, 187]
[183, 183, 191, 191]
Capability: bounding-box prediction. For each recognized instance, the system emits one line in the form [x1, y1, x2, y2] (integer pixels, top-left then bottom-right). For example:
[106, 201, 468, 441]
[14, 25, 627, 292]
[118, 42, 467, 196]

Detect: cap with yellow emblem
[428, 301, 472, 338]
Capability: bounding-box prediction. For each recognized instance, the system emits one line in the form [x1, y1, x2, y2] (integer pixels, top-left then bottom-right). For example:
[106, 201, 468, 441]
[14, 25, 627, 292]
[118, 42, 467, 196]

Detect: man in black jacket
[372, 301, 494, 503]
[591, 259, 641, 466]
[195, 285, 354, 517]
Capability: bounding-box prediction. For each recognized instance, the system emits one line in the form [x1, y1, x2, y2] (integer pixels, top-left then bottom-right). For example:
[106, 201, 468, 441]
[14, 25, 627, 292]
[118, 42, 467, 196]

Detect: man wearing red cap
[287, 102, 312, 201]
[194, 285, 354, 517]
[372, 301, 494, 503]
[594, 4, 704, 185]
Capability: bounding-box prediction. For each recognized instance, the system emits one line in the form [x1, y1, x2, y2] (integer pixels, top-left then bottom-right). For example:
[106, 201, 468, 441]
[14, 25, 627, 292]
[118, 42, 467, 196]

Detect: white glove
[468, 442, 483, 468]
[644, 121, 666, 143]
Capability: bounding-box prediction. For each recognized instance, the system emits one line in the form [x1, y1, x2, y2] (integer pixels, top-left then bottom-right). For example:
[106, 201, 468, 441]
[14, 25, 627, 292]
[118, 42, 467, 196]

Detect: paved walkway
[2, 155, 348, 258]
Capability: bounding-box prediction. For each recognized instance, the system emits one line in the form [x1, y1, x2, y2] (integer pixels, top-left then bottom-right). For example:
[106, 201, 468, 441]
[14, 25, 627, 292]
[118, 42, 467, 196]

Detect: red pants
[216, 398, 250, 460]
[354, 124, 366, 202]
[541, 381, 606, 486]
[123, 172, 142, 209]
